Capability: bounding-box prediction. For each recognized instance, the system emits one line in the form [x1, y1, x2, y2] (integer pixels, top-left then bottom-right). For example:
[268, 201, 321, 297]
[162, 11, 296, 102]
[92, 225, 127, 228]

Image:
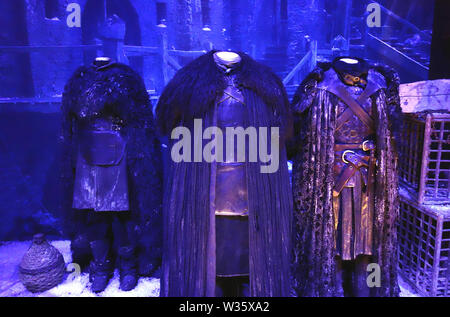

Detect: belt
[333, 140, 376, 197]
[334, 140, 376, 152]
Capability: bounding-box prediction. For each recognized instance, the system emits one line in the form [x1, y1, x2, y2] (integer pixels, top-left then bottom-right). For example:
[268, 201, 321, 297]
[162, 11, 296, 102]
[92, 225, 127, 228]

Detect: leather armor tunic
[333, 83, 374, 189]
[214, 57, 250, 277]
[318, 67, 386, 260]
[72, 115, 129, 212]
[215, 75, 249, 217]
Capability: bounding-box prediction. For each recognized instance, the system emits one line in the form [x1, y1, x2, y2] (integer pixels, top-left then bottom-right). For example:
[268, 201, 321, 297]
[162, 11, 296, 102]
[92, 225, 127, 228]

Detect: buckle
[343, 74, 367, 87]
[342, 150, 356, 164]
[362, 140, 374, 152]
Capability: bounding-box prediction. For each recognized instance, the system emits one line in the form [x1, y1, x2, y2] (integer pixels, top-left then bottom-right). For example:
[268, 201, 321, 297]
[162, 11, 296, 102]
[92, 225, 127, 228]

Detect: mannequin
[330, 56, 373, 297]
[214, 51, 241, 64]
[332, 57, 369, 88]
[291, 56, 401, 297]
[157, 50, 292, 297]
[59, 57, 162, 292]
[212, 51, 249, 297]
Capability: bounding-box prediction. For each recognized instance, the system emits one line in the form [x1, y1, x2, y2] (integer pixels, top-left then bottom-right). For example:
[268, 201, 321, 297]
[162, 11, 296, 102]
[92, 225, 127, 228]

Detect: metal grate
[398, 113, 450, 204]
[426, 118, 450, 202]
[398, 191, 450, 296]
[399, 114, 424, 190]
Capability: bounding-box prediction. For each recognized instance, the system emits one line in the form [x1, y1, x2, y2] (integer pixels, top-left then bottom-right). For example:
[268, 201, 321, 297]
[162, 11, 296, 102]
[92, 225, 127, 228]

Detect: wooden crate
[398, 188, 450, 296]
[398, 113, 450, 204]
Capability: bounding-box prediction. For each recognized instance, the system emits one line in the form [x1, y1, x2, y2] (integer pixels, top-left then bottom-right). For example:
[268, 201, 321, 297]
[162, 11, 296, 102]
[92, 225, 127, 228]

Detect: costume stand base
[336, 255, 372, 297]
[215, 277, 250, 297]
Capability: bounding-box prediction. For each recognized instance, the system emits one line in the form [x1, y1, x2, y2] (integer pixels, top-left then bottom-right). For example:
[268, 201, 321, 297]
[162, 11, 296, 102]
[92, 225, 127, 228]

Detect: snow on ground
[0, 240, 418, 297]
[398, 275, 419, 297]
[0, 240, 159, 297]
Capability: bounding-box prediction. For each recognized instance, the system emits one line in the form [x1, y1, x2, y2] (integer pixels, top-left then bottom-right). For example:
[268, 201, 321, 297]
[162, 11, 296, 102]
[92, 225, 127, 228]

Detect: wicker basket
[19, 233, 66, 293]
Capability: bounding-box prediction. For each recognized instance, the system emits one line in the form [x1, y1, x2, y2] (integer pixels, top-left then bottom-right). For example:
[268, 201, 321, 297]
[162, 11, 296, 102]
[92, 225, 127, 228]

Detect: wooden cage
[398, 113, 450, 204]
[398, 190, 450, 296]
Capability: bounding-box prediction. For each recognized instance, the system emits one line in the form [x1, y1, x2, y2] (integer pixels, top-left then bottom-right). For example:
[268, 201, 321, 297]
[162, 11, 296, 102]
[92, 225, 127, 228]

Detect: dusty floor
[0, 240, 418, 297]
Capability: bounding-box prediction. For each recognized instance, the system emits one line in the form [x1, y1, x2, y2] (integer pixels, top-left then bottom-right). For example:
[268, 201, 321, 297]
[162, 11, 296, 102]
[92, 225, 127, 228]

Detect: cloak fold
[290, 62, 401, 297]
[156, 51, 293, 297]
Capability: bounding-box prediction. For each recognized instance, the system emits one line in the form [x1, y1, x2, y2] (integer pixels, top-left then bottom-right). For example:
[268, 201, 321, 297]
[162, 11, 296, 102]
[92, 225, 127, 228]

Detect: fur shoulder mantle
[156, 51, 289, 134]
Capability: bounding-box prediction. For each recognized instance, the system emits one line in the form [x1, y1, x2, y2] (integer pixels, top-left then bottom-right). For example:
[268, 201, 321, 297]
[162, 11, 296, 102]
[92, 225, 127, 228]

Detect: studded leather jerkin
[72, 115, 129, 212]
[215, 74, 249, 218]
[214, 57, 250, 277]
[318, 68, 386, 260]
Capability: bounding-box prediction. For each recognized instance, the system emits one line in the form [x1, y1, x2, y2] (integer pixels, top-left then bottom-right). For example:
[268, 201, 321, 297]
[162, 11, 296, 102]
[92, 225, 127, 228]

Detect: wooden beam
[0, 45, 101, 52]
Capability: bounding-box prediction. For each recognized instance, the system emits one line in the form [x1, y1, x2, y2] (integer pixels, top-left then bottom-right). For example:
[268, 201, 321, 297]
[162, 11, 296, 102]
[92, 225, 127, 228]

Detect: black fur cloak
[156, 51, 293, 297]
[58, 62, 163, 275]
[290, 62, 402, 297]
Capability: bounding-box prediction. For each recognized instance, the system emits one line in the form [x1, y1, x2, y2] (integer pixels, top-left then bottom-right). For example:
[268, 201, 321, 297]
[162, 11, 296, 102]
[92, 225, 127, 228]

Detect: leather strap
[353, 174, 363, 257]
[340, 188, 353, 260]
[319, 69, 386, 133]
[334, 140, 375, 152]
[336, 108, 354, 131]
[334, 85, 375, 132]
[334, 151, 370, 196]
[334, 164, 358, 196]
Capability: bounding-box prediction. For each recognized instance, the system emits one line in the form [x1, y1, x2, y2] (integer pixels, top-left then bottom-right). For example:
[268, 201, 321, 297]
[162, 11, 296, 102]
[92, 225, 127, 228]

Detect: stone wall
[0, 109, 61, 240]
[26, 0, 86, 98]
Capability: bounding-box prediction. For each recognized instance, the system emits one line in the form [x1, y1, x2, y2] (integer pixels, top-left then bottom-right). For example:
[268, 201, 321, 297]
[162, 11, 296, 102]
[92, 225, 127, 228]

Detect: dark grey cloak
[156, 51, 293, 297]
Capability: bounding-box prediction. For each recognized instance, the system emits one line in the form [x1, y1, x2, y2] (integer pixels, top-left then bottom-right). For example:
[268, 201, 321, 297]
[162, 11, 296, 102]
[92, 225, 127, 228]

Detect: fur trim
[156, 50, 291, 138]
[158, 52, 293, 296]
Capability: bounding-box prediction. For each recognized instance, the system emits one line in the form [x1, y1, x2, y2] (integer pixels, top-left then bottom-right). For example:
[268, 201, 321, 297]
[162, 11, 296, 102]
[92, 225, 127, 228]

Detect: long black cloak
[290, 62, 402, 297]
[156, 51, 293, 297]
[58, 62, 163, 275]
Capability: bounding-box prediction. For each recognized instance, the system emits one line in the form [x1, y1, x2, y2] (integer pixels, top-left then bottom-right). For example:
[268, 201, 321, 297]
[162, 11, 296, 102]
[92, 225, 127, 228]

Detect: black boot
[353, 255, 372, 297]
[215, 277, 240, 297]
[71, 234, 91, 271]
[118, 246, 138, 291]
[238, 277, 250, 297]
[138, 246, 161, 277]
[89, 240, 113, 293]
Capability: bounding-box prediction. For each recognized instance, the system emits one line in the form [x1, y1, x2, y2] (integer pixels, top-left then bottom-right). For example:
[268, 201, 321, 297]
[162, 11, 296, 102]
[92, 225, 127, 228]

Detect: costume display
[290, 57, 402, 297]
[156, 51, 293, 297]
[59, 57, 162, 292]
